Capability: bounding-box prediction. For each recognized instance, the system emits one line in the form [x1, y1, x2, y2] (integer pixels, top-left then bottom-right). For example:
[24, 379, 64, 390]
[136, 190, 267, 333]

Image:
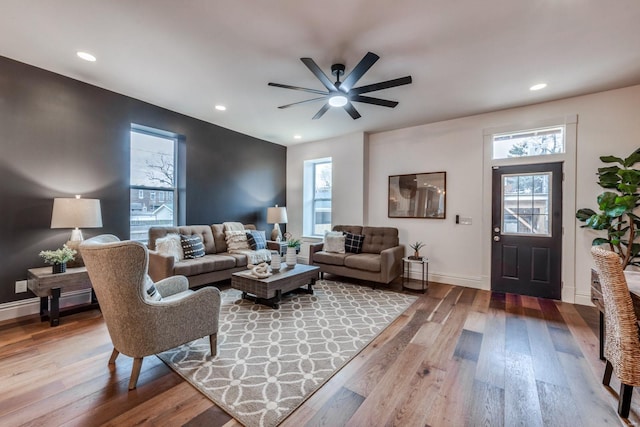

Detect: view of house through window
[303, 158, 332, 237]
[130, 126, 177, 242]
[493, 126, 565, 160]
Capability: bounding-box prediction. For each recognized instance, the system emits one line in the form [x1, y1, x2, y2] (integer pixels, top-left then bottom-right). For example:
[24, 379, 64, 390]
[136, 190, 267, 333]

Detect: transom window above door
[492, 126, 564, 160]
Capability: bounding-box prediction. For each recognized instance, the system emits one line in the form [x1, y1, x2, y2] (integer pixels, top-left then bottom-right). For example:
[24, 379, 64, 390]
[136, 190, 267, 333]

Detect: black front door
[491, 162, 563, 299]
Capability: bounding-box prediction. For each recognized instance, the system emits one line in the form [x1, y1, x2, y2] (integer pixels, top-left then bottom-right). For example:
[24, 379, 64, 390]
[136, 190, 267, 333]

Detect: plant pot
[52, 262, 66, 274]
[285, 247, 297, 267]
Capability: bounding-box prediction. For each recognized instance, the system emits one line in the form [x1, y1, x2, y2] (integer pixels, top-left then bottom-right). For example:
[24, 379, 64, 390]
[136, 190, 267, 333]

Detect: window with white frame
[130, 126, 177, 243]
[493, 126, 565, 160]
[303, 158, 332, 237]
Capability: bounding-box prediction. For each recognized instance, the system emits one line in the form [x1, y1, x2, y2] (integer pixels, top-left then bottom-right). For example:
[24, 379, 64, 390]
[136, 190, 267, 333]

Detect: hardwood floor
[0, 279, 636, 426]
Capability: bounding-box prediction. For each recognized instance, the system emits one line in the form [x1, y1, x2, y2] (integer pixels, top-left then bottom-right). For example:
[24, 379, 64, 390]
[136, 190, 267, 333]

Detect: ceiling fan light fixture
[328, 95, 348, 107]
[530, 83, 547, 91]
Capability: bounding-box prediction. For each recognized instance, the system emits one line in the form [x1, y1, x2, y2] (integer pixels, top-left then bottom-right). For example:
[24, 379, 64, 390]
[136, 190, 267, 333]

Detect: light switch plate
[459, 217, 472, 225]
[15, 280, 28, 293]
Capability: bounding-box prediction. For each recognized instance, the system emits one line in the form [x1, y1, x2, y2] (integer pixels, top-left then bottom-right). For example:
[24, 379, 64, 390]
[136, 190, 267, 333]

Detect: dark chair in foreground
[591, 246, 640, 418]
[81, 235, 221, 389]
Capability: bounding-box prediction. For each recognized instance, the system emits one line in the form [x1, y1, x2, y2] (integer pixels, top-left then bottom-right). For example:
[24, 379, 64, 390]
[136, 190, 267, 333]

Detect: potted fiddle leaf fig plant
[576, 148, 640, 269]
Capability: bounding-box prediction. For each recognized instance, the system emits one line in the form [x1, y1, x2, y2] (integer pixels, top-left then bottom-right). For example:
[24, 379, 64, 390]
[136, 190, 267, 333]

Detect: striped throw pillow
[180, 235, 205, 259]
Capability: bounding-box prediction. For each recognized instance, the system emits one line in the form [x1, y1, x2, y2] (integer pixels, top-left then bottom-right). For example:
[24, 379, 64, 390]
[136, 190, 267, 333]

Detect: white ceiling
[1, 1, 639, 146]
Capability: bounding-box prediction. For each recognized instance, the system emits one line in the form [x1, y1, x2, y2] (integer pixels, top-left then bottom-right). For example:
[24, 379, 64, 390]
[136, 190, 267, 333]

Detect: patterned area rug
[157, 280, 417, 427]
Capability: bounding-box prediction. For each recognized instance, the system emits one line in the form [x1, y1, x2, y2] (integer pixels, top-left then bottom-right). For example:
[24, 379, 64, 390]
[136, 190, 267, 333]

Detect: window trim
[303, 157, 332, 238]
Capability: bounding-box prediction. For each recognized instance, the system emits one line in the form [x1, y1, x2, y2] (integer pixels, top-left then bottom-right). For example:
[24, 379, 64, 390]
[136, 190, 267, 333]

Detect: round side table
[402, 257, 428, 293]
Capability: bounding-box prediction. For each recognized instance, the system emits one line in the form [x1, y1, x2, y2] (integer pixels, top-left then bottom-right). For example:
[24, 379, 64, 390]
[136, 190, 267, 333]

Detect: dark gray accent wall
[0, 55, 286, 305]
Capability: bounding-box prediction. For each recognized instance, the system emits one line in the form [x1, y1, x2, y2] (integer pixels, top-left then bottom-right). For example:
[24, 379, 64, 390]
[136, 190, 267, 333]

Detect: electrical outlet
[15, 280, 28, 293]
[459, 217, 472, 225]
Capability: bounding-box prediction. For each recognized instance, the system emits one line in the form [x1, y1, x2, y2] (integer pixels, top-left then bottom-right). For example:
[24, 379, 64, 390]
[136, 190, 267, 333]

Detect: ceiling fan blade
[268, 82, 328, 96]
[343, 102, 362, 120]
[340, 52, 380, 93]
[301, 58, 336, 91]
[350, 95, 399, 108]
[278, 97, 327, 109]
[312, 103, 331, 120]
[350, 76, 412, 95]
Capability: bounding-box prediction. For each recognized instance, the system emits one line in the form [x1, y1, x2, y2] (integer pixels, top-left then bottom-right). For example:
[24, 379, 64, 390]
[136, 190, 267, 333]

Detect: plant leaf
[600, 155, 625, 164]
[576, 208, 597, 221]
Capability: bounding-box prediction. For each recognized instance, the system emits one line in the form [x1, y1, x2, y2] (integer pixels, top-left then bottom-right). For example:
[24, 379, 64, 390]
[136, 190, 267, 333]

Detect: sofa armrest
[155, 275, 189, 297]
[148, 250, 175, 282]
[380, 245, 405, 283]
[308, 242, 324, 264]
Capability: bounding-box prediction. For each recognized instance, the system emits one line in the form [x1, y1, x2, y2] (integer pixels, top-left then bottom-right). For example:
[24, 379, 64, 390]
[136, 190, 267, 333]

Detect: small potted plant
[409, 241, 425, 260]
[286, 238, 301, 267]
[39, 245, 77, 274]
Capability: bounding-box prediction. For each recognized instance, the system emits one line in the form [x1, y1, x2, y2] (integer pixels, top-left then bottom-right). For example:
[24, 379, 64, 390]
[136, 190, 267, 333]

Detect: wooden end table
[27, 266, 98, 326]
[231, 264, 319, 309]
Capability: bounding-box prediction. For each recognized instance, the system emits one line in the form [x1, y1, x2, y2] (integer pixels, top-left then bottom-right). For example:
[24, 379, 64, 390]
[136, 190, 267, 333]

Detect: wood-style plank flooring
[0, 278, 636, 426]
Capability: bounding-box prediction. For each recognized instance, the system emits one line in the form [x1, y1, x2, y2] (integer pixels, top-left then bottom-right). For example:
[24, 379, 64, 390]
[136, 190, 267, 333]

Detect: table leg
[50, 288, 61, 327]
[39, 297, 48, 322]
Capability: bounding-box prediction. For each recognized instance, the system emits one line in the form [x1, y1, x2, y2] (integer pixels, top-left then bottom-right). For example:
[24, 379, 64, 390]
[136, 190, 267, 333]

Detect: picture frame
[388, 172, 446, 219]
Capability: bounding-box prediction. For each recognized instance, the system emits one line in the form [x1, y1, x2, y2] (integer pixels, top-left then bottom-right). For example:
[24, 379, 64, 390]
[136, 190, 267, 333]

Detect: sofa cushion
[313, 251, 351, 266]
[155, 234, 184, 261]
[325, 232, 346, 253]
[178, 225, 216, 254]
[344, 253, 382, 272]
[173, 254, 236, 276]
[361, 227, 399, 254]
[226, 230, 250, 250]
[221, 252, 248, 267]
[181, 235, 206, 259]
[148, 226, 179, 251]
[246, 230, 267, 250]
[344, 232, 365, 254]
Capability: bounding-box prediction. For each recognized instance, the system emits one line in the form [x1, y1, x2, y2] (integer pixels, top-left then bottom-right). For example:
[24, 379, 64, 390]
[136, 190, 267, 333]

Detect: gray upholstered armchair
[81, 236, 221, 390]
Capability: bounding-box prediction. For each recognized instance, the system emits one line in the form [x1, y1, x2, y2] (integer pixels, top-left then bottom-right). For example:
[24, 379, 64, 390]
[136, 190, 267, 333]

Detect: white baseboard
[574, 293, 595, 307]
[0, 289, 92, 322]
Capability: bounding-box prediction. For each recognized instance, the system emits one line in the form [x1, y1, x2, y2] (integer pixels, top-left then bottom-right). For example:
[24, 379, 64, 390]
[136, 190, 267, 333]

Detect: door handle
[493, 236, 500, 242]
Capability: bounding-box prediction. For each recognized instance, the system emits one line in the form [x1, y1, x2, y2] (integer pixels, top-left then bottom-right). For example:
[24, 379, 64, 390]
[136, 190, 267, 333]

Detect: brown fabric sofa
[148, 224, 276, 287]
[309, 225, 404, 285]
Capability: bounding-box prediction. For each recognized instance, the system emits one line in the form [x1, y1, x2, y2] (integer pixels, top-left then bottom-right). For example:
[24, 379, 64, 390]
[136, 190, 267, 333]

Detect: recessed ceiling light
[76, 51, 96, 62]
[328, 95, 348, 107]
[293, 135, 302, 140]
[215, 105, 226, 111]
[530, 83, 547, 91]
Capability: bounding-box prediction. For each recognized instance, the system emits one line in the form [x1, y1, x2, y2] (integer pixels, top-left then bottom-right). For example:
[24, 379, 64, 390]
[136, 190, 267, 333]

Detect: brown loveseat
[309, 225, 404, 285]
[148, 224, 277, 288]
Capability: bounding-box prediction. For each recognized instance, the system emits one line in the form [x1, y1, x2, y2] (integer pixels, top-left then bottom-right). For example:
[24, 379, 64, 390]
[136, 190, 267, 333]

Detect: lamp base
[271, 224, 282, 241]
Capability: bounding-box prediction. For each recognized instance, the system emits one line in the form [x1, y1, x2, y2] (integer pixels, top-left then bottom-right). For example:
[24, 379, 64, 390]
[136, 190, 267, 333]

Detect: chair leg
[108, 348, 119, 365]
[619, 383, 634, 418]
[603, 360, 613, 386]
[128, 357, 144, 390]
[209, 333, 218, 357]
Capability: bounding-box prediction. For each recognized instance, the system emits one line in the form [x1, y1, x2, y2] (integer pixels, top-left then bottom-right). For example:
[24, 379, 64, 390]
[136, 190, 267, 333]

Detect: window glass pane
[502, 173, 551, 236]
[314, 162, 332, 199]
[493, 126, 564, 160]
[313, 200, 331, 235]
[130, 132, 175, 188]
[130, 189, 175, 243]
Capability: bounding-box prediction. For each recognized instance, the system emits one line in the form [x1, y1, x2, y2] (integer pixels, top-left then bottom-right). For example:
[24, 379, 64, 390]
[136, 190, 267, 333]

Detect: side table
[27, 266, 98, 327]
[266, 240, 287, 256]
[402, 257, 429, 293]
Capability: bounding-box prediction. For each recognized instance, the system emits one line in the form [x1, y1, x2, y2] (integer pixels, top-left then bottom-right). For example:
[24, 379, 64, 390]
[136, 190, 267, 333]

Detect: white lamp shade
[267, 206, 288, 224]
[51, 198, 103, 229]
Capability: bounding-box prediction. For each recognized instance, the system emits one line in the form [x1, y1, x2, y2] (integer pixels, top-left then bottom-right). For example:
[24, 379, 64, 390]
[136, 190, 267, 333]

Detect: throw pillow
[325, 233, 346, 254]
[223, 221, 245, 232]
[155, 233, 184, 261]
[225, 230, 250, 251]
[344, 232, 365, 254]
[181, 234, 206, 259]
[246, 230, 267, 250]
[144, 275, 162, 301]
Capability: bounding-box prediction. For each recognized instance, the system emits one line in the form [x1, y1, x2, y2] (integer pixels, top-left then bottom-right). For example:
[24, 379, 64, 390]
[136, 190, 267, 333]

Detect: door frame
[481, 115, 578, 303]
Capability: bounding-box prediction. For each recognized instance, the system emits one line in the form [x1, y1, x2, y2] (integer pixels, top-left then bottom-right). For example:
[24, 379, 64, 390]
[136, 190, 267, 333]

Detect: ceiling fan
[268, 52, 412, 120]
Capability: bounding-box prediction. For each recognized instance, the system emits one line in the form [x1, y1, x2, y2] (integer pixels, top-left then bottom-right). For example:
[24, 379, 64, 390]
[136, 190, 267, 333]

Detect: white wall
[286, 84, 640, 304]
[367, 84, 640, 303]
[286, 132, 365, 258]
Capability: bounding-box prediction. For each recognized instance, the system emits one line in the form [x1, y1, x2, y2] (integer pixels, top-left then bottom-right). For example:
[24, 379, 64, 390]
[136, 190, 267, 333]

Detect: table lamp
[266, 205, 288, 241]
[51, 195, 103, 242]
